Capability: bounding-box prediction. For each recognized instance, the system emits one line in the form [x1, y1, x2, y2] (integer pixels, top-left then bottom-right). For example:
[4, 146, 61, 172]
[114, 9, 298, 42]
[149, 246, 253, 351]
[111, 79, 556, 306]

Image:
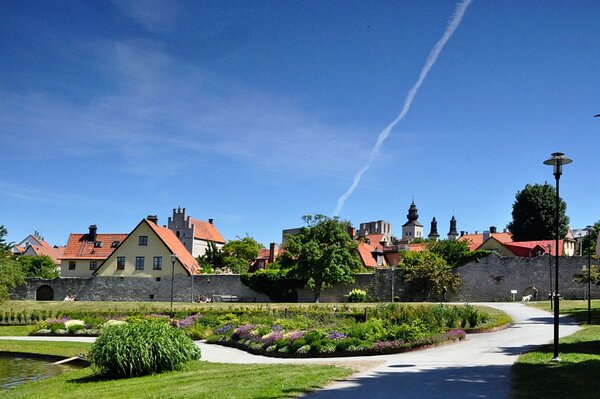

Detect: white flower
[104, 319, 126, 327]
[64, 320, 85, 328]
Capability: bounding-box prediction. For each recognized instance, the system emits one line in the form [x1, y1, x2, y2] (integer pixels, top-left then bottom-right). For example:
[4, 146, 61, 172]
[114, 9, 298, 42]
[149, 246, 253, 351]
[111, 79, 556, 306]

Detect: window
[153, 256, 162, 270]
[156, 277, 161, 282]
[139, 236, 148, 246]
[117, 256, 125, 270]
[69, 261, 76, 270]
[135, 256, 145, 270]
[111, 241, 120, 248]
[89, 261, 97, 270]
[94, 241, 102, 248]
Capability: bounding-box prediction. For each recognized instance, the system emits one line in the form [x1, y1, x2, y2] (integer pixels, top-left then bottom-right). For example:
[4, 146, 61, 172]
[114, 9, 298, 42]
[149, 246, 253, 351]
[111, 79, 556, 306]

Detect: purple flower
[271, 325, 283, 332]
[215, 325, 233, 335]
[46, 317, 69, 325]
[262, 331, 284, 346]
[371, 340, 406, 351]
[328, 331, 347, 340]
[176, 314, 204, 329]
[286, 331, 305, 342]
[444, 329, 465, 340]
[232, 324, 256, 341]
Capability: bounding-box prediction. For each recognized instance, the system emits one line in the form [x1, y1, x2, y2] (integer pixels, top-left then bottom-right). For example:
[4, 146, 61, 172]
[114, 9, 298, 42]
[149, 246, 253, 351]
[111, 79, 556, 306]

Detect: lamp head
[170, 253, 178, 263]
[543, 152, 572, 176]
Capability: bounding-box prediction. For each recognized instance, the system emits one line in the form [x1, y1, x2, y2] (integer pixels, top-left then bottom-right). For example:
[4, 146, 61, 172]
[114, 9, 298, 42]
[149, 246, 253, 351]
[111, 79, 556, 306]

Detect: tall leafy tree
[284, 214, 363, 302]
[18, 255, 59, 279]
[427, 239, 488, 267]
[399, 250, 461, 301]
[507, 183, 570, 241]
[0, 226, 24, 302]
[581, 220, 599, 256]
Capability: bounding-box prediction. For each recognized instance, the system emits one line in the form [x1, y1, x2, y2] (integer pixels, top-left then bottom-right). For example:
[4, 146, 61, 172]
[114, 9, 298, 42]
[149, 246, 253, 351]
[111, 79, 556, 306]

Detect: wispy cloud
[333, 0, 473, 216]
[111, 0, 181, 33]
[0, 40, 368, 181]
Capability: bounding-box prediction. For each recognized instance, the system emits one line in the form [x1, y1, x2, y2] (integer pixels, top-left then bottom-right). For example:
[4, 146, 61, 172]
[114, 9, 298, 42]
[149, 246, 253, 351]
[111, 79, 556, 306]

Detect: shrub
[89, 320, 201, 378]
[346, 289, 367, 303]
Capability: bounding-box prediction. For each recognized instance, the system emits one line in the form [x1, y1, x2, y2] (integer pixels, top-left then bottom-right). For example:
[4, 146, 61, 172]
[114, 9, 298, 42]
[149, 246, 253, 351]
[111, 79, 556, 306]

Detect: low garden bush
[346, 288, 367, 303]
[89, 320, 201, 378]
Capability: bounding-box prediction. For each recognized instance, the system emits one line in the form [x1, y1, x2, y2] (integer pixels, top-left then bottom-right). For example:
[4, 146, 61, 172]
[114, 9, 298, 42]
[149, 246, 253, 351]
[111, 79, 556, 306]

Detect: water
[0, 355, 77, 390]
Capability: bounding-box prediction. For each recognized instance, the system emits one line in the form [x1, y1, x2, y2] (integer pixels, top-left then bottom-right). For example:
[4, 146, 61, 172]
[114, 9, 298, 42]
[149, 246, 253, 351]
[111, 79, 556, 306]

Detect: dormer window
[111, 241, 120, 248]
[94, 241, 103, 248]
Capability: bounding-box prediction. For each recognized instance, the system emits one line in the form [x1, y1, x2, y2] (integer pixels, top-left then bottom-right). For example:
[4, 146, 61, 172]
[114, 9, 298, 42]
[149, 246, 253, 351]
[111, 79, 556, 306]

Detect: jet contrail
[333, 0, 472, 216]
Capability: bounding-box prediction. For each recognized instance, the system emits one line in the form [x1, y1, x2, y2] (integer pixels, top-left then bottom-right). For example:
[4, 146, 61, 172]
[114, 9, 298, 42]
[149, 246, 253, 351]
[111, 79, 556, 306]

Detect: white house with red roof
[94, 216, 199, 277]
[59, 225, 128, 277]
[11, 231, 51, 256]
[167, 207, 226, 258]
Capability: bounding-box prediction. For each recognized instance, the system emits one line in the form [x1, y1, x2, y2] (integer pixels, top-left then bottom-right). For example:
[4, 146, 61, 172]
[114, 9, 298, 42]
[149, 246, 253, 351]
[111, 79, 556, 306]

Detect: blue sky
[1, 0, 599, 247]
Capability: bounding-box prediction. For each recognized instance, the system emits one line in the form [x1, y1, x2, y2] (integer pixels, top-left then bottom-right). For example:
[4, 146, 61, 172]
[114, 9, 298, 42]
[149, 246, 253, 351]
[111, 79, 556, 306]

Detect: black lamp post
[170, 253, 178, 318]
[548, 243, 553, 310]
[391, 263, 395, 303]
[543, 152, 572, 362]
[587, 225, 592, 324]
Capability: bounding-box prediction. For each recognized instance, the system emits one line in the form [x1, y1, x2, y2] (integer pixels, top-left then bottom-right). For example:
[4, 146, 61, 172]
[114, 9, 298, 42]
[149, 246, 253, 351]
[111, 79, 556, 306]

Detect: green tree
[398, 250, 461, 301]
[0, 255, 24, 302]
[284, 214, 363, 302]
[581, 221, 600, 256]
[196, 242, 225, 273]
[427, 239, 489, 268]
[222, 236, 263, 273]
[18, 255, 59, 279]
[507, 183, 570, 241]
[0, 225, 12, 252]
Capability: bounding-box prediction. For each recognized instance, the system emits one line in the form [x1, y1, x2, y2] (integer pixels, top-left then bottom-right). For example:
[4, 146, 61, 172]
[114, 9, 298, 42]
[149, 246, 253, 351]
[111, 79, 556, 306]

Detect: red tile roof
[62, 233, 128, 260]
[460, 232, 513, 251]
[146, 220, 199, 275]
[190, 218, 226, 243]
[504, 240, 564, 257]
[13, 245, 25, 254]
[364, 234, 385, 245]
[31, 245, 65, 264]
[406, 243, 427, 252]
[358, 241, 386, 268]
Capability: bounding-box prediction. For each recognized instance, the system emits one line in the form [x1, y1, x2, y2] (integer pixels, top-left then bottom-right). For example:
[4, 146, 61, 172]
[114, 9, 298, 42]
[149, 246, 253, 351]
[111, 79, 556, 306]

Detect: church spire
[447, 215, 458, 240]
[428, 217, 440, 241]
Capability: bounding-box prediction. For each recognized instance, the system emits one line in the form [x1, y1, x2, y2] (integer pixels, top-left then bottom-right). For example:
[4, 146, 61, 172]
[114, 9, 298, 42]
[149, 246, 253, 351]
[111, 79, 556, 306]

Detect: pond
[0, 355, 79, 390]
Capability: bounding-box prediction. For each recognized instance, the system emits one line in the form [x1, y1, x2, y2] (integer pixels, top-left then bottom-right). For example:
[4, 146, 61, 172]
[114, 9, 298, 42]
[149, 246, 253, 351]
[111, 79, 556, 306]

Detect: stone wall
[11, 254, 599, 303]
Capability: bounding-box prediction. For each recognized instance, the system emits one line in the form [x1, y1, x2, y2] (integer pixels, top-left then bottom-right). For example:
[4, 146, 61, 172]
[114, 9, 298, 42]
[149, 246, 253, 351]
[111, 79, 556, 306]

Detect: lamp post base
[551, 357, 561, 362]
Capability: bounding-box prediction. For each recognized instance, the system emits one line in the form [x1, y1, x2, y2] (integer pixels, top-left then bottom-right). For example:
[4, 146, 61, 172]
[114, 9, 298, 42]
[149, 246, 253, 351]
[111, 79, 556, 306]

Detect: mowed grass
[4, 360, 352, 399]
[0, 339, 91, 358]
[0, 325, 35, 336]
[512, 300, 600, 399]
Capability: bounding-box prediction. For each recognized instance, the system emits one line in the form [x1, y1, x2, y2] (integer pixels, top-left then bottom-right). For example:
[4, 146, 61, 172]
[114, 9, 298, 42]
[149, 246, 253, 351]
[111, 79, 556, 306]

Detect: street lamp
[548, 243, 553, 310]
[170, 253, 178, 318]
[586, 225, 593, 324]
[391, 264, 395, 303]
[543, 152, 572, 362]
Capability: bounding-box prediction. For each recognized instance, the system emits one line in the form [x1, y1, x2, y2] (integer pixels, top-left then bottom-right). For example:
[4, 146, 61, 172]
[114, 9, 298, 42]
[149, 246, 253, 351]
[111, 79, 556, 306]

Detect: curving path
[0, 303, 580, 398]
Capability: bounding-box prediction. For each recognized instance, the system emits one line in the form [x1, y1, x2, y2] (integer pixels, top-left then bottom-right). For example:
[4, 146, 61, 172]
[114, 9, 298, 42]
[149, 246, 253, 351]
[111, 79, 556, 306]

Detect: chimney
[483, 230, 490, 241]
[460, 231, 465, 237]
[208, 218, 214, 225]
[347, 226, 356, 239]
[88, 225, 97, 242]
[268, 242, 276, 264]
[490, 226, 497, 234]
[474, 230, 479, 235]
[147, 215, 158, 225]
[503, 228, 508, 233]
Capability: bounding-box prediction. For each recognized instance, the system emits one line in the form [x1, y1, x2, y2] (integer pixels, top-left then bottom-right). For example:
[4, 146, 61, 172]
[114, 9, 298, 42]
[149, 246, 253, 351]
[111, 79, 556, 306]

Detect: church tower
[428, 217, 440, 241]
[447, 215, 459, 240]
[401, 201, 424, 242]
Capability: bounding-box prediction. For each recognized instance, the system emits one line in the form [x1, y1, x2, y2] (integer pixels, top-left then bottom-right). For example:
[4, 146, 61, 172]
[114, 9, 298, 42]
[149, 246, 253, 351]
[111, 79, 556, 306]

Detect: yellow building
[94, 217, 198, 277]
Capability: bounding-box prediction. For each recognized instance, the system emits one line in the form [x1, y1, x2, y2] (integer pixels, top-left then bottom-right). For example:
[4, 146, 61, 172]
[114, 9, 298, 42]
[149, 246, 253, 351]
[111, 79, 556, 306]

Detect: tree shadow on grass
[289, 364, 513, 399]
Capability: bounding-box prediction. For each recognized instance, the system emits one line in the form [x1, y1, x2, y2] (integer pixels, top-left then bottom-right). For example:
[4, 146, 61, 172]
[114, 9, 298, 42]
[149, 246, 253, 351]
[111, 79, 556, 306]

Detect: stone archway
[36, 285, 54, 301]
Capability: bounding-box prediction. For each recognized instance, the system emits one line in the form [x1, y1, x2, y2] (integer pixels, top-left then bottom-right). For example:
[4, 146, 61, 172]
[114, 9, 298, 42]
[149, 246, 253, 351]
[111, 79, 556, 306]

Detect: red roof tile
[31, 245, 65, 264]
[190, 218, 225, 243]
[62, 233, 128, 260]
[146, 221, 199, 274]
[358, 242, 386, 268]
[505, 240, 564, 256]
[460, 232, 512, 251]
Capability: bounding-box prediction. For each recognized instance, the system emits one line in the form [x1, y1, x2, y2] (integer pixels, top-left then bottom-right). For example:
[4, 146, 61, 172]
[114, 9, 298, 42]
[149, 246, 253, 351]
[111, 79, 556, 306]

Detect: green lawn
[512, 300, 600, 399]
[0, 340, 91, 358]
[4, 360, 351, 399]
[0, 325, 35, 336]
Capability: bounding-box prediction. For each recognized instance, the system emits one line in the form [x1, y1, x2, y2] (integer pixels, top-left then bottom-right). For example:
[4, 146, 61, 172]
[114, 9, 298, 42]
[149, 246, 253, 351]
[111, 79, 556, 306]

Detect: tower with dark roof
[401, 201, 424, 242]
[428, 217, 440, 241]
[448, 215, 459, 240]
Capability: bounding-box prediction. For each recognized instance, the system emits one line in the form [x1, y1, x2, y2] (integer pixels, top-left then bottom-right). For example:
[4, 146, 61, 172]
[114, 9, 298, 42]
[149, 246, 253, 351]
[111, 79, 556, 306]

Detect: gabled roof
[358, 241, 387, 268]
[146, 220, 199, 274]
[364, 234, 385, 245]
[460, 232, 513, 251]
[29, 245, 65, 264]
[62, 233, 128, 260]
[190, 218, 226, 243]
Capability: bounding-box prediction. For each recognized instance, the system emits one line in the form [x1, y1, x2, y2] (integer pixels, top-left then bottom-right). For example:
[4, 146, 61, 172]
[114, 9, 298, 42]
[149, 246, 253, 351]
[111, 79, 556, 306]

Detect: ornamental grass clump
[89, 320, 201, 378]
